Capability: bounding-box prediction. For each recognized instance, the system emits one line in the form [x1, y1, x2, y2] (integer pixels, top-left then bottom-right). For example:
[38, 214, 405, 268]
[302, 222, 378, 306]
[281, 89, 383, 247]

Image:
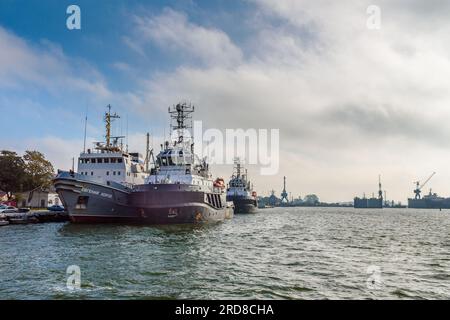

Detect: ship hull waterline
[227, 196, 258, 214]
[54, 172, 233, 224]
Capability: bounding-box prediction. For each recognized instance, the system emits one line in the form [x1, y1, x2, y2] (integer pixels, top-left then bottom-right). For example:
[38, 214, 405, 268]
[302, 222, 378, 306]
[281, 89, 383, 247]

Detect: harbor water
[1, 207, 449, 299]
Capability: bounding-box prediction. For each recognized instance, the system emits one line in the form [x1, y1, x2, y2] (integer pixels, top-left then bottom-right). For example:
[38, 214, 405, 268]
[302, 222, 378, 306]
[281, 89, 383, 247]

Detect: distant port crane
[413, 172, 436, 199]
[280, 176, 289, 203]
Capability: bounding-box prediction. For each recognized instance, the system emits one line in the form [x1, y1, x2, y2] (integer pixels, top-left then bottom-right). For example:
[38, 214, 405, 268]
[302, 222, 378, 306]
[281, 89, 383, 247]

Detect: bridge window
[106, 171, 109, 175]
[97, 158, 103, 163]
[111, 158, 117, 163]
[118, 158, 123, 163]
[104, 158, 110, 163]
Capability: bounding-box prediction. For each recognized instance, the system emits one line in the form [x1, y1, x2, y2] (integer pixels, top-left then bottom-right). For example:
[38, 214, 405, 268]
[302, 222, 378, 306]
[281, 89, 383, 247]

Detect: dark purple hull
[128, 184, 233, 224]
[54, 171, 233, 224]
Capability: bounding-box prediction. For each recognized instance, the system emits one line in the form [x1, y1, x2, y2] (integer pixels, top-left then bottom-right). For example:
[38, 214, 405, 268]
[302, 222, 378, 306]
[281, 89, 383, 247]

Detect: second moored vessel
[226, 159, 258, 213]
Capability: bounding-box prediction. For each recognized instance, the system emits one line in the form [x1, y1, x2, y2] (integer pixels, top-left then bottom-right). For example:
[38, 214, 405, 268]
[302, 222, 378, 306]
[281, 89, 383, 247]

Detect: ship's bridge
[78, 150, 147, 185]
[227, 177, 251, 197]
[146, 144, 212, 187]
[229, 177, 246, 188]
[157, 146, 194, 167]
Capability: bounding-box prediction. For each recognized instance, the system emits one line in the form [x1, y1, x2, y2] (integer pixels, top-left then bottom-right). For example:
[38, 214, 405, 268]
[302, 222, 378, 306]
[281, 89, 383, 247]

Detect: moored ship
[226, 159, 258, 213]
[128, 102, 233, 224]
[53, 105, 149, 222]
[55, 102, 233, 224]
[407, 172, 450, 209]
[408, 190, 450, 209]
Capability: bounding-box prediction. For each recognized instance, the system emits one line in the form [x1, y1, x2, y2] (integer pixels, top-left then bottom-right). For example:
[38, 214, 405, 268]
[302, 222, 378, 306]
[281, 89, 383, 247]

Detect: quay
[0, 210, 69, 226]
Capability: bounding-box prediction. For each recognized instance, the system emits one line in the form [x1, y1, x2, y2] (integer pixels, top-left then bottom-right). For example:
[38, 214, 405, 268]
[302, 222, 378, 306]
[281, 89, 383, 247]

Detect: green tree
[0, 150, 26, 198]
[22, 150, 55, 190]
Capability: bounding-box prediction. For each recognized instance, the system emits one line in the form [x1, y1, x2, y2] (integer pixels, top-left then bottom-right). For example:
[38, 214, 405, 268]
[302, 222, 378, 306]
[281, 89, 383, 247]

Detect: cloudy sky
[1, 0, 450, 203]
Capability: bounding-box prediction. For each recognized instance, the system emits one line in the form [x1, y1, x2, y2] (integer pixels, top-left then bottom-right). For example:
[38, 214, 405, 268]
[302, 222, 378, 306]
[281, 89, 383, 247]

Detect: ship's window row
[80, 171, 122, 176]
[79, 158, 124, 164]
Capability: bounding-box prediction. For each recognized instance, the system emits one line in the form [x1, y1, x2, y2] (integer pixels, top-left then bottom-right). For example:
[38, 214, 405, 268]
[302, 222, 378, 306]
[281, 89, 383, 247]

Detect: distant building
[18, 187, 60, 208]
[47, 192, 61, 206]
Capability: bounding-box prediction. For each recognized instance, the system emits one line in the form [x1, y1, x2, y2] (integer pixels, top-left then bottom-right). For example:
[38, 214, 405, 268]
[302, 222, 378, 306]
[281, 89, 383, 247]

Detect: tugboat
[226, 158, 258, 213]
[53, 105, 149, 222]
[128, 102, 234, 224]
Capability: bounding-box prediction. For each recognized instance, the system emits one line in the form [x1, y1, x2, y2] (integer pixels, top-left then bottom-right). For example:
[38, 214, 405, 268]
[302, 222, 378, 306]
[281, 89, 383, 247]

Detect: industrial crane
[414, 172, 436, 199]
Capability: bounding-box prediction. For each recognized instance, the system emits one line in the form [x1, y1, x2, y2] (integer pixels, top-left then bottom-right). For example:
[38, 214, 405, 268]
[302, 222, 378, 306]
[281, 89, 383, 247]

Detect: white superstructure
[226, 158, 254, 198]
[145, 103, 216, 190]
[77, 105, 148, 186]
[78, 151, 147, 185]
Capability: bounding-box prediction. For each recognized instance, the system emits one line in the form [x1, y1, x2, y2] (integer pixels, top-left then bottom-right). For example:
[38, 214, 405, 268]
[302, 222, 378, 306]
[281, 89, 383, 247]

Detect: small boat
[0, 220, 9, 226]
[9, 218, 28, 224]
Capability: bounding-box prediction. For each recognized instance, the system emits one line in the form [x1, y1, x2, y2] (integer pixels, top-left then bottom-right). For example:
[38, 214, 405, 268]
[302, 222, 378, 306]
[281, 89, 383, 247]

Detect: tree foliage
[304, 194, 320, 205]
[0, 150, 54, 198]
[0, 151, 26, 197]
[22, 151, 54, 190]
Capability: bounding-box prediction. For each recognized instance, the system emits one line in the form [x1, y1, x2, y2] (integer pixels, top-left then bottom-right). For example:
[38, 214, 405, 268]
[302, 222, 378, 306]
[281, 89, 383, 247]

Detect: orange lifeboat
[214, 178, 225, 188]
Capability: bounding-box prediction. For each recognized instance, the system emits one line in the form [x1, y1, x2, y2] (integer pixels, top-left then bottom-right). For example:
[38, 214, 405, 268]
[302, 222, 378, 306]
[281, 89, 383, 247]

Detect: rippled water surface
[1, 207, 450, 299]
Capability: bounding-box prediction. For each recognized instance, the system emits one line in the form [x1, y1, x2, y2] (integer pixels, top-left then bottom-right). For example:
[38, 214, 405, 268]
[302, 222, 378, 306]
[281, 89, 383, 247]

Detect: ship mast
[145, 132, 150, 172]
[234, 158, 241, 178]
[168, 102, 194, 144]
[105, 104, 119, 148]
[93, 105, 125, 152]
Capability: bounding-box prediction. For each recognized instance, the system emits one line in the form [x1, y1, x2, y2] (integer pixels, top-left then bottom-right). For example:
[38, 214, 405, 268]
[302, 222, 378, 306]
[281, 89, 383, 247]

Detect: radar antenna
[168, 102, 194, 144]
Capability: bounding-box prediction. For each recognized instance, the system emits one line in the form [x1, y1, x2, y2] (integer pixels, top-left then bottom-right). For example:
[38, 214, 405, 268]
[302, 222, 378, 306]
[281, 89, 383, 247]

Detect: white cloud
[0, 26, 111, 99]
[129, 8, 243, 67]
[124, 1, 450, 202]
